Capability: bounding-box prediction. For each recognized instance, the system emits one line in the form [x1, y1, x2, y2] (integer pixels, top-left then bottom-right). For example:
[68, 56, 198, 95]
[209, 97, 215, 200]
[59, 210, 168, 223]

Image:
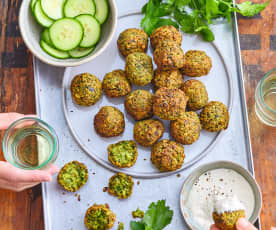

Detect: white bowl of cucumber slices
[19, 0, 117, 67]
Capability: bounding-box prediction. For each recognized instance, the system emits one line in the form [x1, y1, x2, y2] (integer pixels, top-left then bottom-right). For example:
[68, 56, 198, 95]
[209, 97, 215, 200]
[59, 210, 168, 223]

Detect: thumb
[236, 218, 257, 230]
[210, 224, 220, 230]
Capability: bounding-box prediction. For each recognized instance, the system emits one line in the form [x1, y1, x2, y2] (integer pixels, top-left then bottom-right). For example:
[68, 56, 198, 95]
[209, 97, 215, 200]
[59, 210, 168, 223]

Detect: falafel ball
[134, 119, 164, 147]
[102, 70, 131, 97]
[153, 87, 188, 120]
[117, 28, 148, 57]
[108, 140, 137, 168]
[57, 161, 88, 192]
[150, 25, 182, 50]
[181, 79, 208, 111]
[153, 41, 185, 70]
[125, 90, 153, 120]
[200, 101, 229, 132]
[84, 204, 116, 230]
[125, 52, 154, 86]
[153, 69, 184, 89]
[180, 50, 212, 77]
[151, 139, 185, 172]
[213, 210, 245, 230]
[108, 173, 134, 199]
[170, 112, 201, 145]
[70, 73, 102, 106]
[94, 106, 125, 137]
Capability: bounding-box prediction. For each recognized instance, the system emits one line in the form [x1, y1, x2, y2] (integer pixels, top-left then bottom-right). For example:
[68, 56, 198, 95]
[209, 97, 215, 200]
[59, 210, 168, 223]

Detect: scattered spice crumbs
[88, 139, 91, 142]
[103, 187, 108, 192]
[137, 181, 140, 185]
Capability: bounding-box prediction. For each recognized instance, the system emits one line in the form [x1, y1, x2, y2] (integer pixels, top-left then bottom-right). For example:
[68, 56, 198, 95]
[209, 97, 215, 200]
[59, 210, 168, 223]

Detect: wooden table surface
[0, 0, 275, 229]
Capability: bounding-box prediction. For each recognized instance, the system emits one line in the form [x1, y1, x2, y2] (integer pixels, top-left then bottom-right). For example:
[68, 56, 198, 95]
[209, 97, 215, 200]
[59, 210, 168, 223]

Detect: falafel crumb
[137, 181, 140, 185]
[103, 187, 108, 192]
[177, 174, 181, 178]
[132, 208, 144, 218]
[78, 195, 81, 201]
[118, 222, 124, 230]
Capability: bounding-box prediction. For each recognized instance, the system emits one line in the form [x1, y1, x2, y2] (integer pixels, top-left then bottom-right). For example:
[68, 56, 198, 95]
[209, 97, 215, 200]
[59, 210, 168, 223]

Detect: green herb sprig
[141, 0, 270, 41]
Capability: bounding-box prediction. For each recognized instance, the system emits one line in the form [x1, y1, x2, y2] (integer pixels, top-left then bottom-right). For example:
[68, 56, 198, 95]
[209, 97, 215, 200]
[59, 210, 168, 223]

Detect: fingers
[236, 218, 258, 230]
[210, 224, 220, 230]
[0, 113, 37, 130]
[271, 227, 276, 230]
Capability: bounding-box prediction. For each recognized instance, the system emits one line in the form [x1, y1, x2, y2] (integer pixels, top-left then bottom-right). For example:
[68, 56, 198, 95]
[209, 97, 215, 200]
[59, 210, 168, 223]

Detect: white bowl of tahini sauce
[180, 161, 262, 230]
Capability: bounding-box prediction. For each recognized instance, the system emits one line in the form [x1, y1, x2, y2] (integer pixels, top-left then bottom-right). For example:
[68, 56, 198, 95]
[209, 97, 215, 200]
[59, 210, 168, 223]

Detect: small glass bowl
[2, 117, 59, 170]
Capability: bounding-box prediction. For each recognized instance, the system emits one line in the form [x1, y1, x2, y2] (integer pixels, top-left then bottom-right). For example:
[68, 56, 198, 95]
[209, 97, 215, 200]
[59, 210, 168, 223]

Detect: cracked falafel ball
[200, 101, 229, 132]
[151, 139, 185, 172]
[134, 119, 164, 147]
[125, 52, 154, 86]
[170, 112, 201, 145]
[181, 79, 208, 111]
[102, 70, 131, 97]
[153, 41, 185, 70]
[108, 173, 134, 199]
[125, 90, 153, 121]
[70, 73, 102, 106]
[84, 204, 116, 230]
[117, 28, 148, 57]
[153, 69, 184, 89]
[180, 50, 212, 77]
[150, 25, 182, 50]
[94, 106, 125, 137]
[153, 87, 188, 120]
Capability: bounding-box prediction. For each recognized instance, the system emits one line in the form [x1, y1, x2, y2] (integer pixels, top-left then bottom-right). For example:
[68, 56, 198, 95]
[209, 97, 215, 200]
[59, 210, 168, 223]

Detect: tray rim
[32, 10, 260, 230]
[61, 10, 234, 179]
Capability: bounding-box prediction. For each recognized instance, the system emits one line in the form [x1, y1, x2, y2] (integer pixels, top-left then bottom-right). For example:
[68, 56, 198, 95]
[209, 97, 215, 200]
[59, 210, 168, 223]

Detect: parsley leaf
[236, 0, 270, 17]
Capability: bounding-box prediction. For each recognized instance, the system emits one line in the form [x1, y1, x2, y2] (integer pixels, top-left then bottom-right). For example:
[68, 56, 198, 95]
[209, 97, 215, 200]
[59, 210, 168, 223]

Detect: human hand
[0, 161, 59, 192]
[0, 112, 37, 130]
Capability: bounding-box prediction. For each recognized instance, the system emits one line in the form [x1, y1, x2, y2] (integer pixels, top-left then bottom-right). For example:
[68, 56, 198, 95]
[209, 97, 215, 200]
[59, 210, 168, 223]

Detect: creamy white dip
[185, 168, 255, 230]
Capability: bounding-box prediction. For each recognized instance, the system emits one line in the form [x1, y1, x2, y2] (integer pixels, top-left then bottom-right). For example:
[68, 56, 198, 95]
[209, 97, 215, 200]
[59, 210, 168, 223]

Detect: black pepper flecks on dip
[181, 79, 209, 111]
[125, 89, 153, 121]
[84, 204, 116, 230]
[108, 140, 137, 168]
[94, 106, 125, 137]
[153, 87, 188, 120]
[70, 73, 102, 106]
[150, 25, 182, 50]
[117, 28, 148, 57]
[180, 50, 212, 77]
[151, 139, 185, 172]
[153, 40, 185, 70]
[200, 101, 229, 132]
[133, 119, 164, 147]
[108, 173, 134, 199]
[170, 111, 201, 145]
[125, 52, 154, 86]
[102, 69, 131, 98]
[153, 69, 184, 89]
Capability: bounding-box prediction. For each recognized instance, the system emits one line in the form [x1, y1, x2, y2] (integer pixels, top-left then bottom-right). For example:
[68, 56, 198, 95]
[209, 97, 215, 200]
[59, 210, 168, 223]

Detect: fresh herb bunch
[130, 200, 173, 230]
[141, 0, 270, 41]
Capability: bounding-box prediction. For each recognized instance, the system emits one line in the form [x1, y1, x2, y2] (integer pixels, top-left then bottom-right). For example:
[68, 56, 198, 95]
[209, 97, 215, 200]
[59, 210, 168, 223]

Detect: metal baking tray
[32, 0, 260, 229]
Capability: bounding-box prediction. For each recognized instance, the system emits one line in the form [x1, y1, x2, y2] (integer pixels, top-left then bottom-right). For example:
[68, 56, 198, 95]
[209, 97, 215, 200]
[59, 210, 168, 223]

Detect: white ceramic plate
[62, 12, 233, 178]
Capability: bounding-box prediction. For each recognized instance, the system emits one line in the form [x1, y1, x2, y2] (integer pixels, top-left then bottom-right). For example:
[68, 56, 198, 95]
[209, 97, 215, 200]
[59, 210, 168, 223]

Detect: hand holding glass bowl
[0, 113, 59, 191]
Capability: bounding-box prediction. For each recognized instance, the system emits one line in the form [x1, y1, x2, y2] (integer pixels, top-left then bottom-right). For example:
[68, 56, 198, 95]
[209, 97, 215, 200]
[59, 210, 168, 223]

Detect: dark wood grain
[0, 0, 275, 229]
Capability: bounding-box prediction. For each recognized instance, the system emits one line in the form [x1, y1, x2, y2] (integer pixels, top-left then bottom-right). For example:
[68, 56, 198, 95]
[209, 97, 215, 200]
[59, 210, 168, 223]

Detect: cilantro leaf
[143, 200, 173, 230]
[236, 0, 270, 17]
[130, 221, 145, 230]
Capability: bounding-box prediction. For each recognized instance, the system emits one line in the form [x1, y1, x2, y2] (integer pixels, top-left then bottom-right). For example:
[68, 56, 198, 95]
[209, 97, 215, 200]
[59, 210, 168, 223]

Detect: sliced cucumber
[49, 18, 84, 51]
[75, 14, 100, 47]
[41, 0, 64, 20]
[41, 29, 53, 46]
[33, 1, 54, 27]
[69, 46, 95, 58]
[64, 0, 96, 18]
[94, 0, 109, 24]
[40, 40, 70, 59]
[30, 0, 38, 11]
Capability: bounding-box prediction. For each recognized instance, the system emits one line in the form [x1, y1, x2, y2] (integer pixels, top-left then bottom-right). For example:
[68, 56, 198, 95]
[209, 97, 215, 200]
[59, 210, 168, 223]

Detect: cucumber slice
[75, 14, 101, 47]
[41, 29, 53, 46]
[33, 1, 54, 27]
[94, 0, 109, 24]
[49, 18, 84, 51]
[69, 46, 95, 58]
[30, 0, 38, 11]
[64, 0, 96, 18]
[40, 40, 70, 59]
[41, 0, 64, 20]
